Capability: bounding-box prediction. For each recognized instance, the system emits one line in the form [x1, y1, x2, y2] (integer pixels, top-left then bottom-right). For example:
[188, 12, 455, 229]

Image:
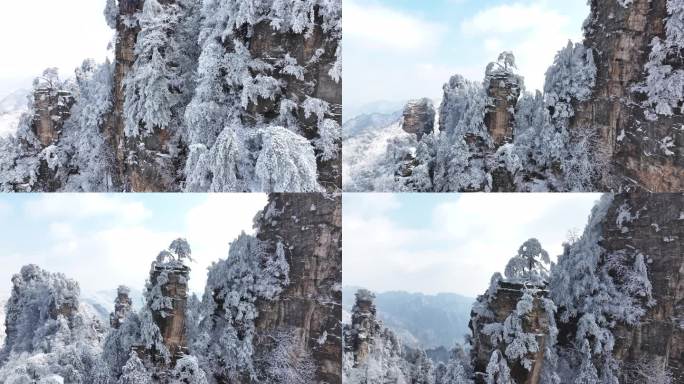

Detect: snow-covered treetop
[544, 41, 596, 120]
[154, 238, 194, 267]
[504, 238, 551, 285]
[104, 0, 118, 29]
[355, 288, 375, 303]
[169, 238, 193, 262]
[485, 51, 523, 89]
[118, 285, 131, 296]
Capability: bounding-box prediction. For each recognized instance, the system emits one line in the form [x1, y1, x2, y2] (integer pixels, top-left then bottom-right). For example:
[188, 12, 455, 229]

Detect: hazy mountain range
[342, 286, 474, 349]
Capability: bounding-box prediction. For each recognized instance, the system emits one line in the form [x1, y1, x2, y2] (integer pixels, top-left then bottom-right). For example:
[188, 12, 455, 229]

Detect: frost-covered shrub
[544, 41, 596, 120]
[485, 350, 512, 384]
[635, 0, 684, 119]
[118, 352, 152, 384]
[253, 126, 321, 192]
[257, 330, 316, 383]
[171, 355, 208, 384]
[194, 234, 290, 379]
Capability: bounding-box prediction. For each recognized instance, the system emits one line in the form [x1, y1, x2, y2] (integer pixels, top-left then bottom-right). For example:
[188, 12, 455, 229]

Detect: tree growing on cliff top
[504, 238, 551, 284]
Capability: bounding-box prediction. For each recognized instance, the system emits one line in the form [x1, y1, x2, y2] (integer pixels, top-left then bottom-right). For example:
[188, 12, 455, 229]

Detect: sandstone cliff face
[31, 88, 75, 147]
[575, 0, 683, 191]
[253, 193, 342, 383]
[484, 62, 521, 148]
[104, 0, 180, 192]
[402, 99, 435, 141]
[597, 193, 683, 382]
[245, 14, 342, 191]
[149, 264, 190, 361]
[470, 282, 549, 384]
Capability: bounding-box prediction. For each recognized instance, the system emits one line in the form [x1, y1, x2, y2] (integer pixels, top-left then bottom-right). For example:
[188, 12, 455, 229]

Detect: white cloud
[459, 2, 584, 92]
[0, 0, 113, 82]
[343, 194, 601, 297]
[0, 195, 267, 298]
[24, 194, 151, 224]
[344, 0, 445, 52]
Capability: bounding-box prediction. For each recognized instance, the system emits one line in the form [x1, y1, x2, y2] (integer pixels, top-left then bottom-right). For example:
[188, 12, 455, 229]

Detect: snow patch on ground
[0, 89, 30, 138]
[342, 121, 409, 189]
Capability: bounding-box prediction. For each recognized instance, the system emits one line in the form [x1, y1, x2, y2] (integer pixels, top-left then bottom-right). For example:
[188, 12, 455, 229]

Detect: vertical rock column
[149, 263, 190, 361]
[484, 54, 522, 148]
[31, 88, 74, 147]
[574, 0, 683, 191]
[402, 98, 436, 142]
[104, 0, 143, 190]
[348, 289, 380, 366]
[253, 193, 342, 384]
[110, 285, 133, 329]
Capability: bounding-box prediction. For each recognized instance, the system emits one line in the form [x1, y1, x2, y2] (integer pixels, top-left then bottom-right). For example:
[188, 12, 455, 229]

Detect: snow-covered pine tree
[124, 0, 182, 137]
[504, 238, 551, 284]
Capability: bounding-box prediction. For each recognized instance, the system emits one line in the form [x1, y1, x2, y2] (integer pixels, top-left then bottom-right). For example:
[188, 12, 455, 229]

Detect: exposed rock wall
[245, 13, 342, 191]
[598, 193, 683, 382]
[104, 0, 143, 190]
[575, 0, 683, 191]
[402, 99, 435, 141]
[31, 88, 74, 147]
[346, 289, 381, 366]
[484, 61, 521, 148]
[150, 264, 190, 361]
[253, 193, 342, 383]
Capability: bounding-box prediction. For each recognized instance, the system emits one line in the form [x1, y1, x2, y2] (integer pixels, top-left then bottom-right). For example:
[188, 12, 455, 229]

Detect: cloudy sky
[0, 0, 113, 99]
[343, 193, 602, 298]
[344, 0, 589, 117]
[0, 194, 267, 297]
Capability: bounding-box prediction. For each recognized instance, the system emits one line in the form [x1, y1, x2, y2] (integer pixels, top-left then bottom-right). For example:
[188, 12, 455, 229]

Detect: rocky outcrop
[345, 289, 381, 366]
[596, 193, 683, 382]
[484, 53, 522, 148]
[402, 98, 435, 141]
[110, 285, 133, 329]
[31, 87, 75, 147]
[149, 262, 190, 361]
[470, 282, 549, 384]
[1, 265, 82, 359]
[103, 0, 143, 191]
[574, 0, 683, 191]
[253, 193, 342, 383]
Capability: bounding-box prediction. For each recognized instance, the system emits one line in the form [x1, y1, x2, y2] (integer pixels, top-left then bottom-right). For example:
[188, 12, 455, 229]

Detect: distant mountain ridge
[343, 286, 474, 349]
